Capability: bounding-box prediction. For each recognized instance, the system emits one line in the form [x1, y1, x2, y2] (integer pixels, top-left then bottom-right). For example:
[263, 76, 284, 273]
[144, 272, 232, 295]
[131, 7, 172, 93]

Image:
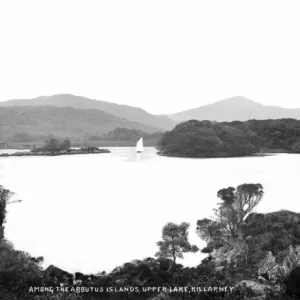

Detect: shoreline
[0, 149, 111, 157]
[156, 152, 281, 159]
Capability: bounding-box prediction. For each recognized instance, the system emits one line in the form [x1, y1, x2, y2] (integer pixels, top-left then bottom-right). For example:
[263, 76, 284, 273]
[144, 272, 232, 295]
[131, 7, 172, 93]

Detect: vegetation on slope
[0, 129, 164, 149]
[196, 183, 300, 299]
[0, 94, 175, 131]
[100, 128, 163, 142]
[89, 127, 164, 146]
[0, 139, 110, 157]
[0, 106, 162, 144]
[157, 119, 300, 157]
[2, 181, 300, 299]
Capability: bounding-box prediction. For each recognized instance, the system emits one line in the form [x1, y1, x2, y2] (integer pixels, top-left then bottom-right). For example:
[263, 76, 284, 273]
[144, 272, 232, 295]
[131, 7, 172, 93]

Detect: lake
[1, 147, 300, 274]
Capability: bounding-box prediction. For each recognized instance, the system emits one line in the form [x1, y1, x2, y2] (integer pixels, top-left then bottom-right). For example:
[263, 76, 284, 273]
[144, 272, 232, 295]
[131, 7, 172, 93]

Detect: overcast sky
[1, 0, 300, 114]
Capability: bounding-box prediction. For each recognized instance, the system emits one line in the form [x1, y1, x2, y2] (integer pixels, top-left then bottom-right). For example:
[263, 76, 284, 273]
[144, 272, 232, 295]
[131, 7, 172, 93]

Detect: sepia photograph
[1, 1, 300, 299]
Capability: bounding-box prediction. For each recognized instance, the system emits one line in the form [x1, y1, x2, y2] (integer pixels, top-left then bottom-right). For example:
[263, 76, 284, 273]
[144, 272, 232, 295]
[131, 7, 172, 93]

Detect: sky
[1, 0, 300, 114]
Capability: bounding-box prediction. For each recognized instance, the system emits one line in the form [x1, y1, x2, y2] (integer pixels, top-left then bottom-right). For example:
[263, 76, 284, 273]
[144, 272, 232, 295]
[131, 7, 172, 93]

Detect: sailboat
[136, 137, 143, 153]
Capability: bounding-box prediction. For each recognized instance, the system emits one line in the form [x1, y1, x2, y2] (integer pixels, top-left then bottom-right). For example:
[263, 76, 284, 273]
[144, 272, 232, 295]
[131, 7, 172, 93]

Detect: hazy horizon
[1, 1, 300, 114]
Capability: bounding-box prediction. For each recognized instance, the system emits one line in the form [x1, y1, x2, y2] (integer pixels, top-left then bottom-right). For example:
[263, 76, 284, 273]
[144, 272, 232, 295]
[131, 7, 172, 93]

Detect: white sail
[136, 137, 143, 152]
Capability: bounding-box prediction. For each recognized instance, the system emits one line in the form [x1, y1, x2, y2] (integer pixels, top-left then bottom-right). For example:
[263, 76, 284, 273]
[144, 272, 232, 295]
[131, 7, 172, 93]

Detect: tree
[235, 183, 264, 219]
[60, 139, 71, 151]
[0, 186, 14, 239]
[44, 138, 60, 152]
[196, 218, 223, 252]
[155, 222, 198, 265]
[196, 183, 264, 259]
[32, 138, 72, 153]
[214, 183, 264, 238]
[291, 139, 300, 153]
[0, 249, 45, 299]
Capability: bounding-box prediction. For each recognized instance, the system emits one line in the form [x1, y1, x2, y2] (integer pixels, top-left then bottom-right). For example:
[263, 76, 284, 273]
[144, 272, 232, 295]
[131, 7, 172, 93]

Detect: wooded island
[156, 119, 300, 158]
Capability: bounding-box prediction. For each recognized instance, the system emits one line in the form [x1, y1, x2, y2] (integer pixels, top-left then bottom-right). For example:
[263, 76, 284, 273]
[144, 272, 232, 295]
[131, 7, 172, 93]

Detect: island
[156, 118, 300, 158]
[0, 138, 110, 157]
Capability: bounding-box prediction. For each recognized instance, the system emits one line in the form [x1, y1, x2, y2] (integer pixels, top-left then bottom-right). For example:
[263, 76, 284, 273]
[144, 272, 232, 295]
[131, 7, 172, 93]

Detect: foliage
[157, 118, 300, 157]
[0, 106, 162, 143]
[215, 183, 263, 238]
[197, 183, 264, 252]
[195, 185, 300, 300]
[242, 211, 300, 261]
[246, 118, 300, 152]
[0, 247, 45, 299]
[79, 146, 100, 153]
[32, 138, 71, 153]
[197, 192, 300, 298]
[3, 182, 300, 299]
[0, 185, 14, 238]
[101, 127, 163, 142]
[156, 120, 260, 157]
[155, 223, 198, 264]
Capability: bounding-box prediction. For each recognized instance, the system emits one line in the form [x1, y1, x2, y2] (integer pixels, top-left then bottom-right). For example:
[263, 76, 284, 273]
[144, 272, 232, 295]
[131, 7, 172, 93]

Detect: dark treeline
[0, 128, 164, 149]
[2, 183, 300, 299]
[0, 139, 110, 157]
[95, 128, 163, 142]
[89, 128, 164, 146]
[0, 106, 161, 144]
[157, 118, 300, 157]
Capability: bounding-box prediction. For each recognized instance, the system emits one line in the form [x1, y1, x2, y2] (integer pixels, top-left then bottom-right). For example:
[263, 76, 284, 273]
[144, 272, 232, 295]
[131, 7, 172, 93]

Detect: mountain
[0, 94, 175, 130]
[0, 106, 161, 143]
[170, 96, 300, 122]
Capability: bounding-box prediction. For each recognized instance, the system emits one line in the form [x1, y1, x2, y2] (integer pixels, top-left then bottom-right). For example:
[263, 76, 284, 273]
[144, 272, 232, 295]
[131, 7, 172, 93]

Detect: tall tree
[61, 139, 71, 151]
[0, 186, 20, 240]
[0, 186, 14, 239]
[196, 218, 223, 252]
[155, 222, 198, 265]
[197, 183, 264, 256]
[44, 138, 60, 153]
[214, 183, 264, 238]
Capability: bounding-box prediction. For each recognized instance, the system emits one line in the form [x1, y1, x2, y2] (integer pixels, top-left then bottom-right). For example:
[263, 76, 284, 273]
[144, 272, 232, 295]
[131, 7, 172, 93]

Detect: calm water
[1, 147, 300, 274]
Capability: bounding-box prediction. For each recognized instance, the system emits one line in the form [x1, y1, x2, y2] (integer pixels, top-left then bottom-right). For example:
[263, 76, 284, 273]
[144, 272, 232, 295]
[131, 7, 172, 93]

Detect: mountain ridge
[0, 106, 162, 143]
[0, 94, 175, 131]
[2, 95, 300, 131]
[169, 96, 300, 122]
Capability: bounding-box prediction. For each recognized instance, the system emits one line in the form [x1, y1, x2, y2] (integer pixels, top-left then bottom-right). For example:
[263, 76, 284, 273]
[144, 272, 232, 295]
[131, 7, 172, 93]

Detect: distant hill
[0, 106, 162, 143]
[88, 127, 164, 147]
[0, 94, 175, 131]
[100, 127, 163, 141]
[170, 96, 300, 122]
